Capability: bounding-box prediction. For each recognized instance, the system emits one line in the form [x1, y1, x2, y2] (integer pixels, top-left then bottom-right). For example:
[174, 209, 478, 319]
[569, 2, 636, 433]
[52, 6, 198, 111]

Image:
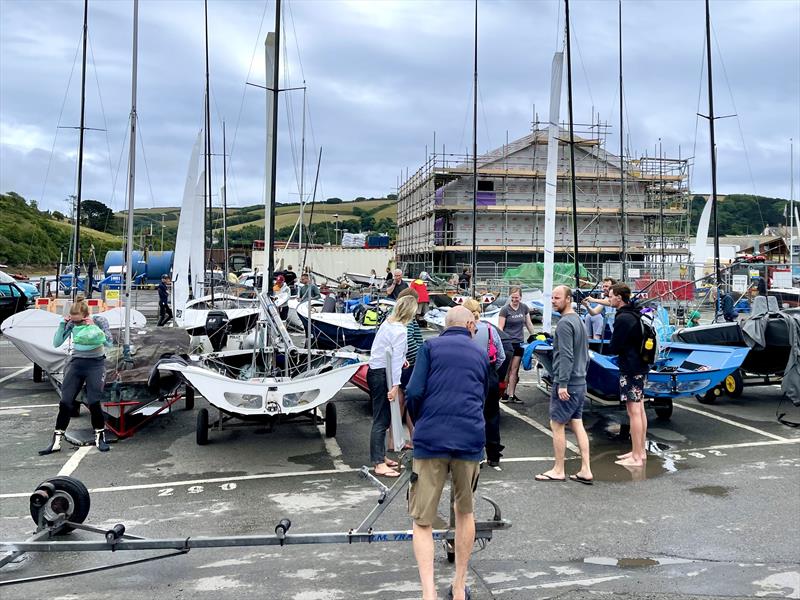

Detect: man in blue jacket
[157, 274, 173, 326]
[405, 305, 488, 600]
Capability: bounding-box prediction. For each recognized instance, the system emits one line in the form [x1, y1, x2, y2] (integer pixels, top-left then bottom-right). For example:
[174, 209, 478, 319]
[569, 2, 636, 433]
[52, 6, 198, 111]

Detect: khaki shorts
[408, 457, 480, 527]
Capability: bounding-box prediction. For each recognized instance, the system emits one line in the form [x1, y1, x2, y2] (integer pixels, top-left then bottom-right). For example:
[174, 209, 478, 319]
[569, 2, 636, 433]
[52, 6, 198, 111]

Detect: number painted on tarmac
[187, 485, 204, 494]
[157, 488, 174, 497]
[688, 452, 706, 458]
[708, 450, 726, 456]
[220, 482, 237, 491]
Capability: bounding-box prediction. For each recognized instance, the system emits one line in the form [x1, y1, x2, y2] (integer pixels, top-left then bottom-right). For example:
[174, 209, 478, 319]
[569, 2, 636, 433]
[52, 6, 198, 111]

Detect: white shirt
[367, 320, 408, 386]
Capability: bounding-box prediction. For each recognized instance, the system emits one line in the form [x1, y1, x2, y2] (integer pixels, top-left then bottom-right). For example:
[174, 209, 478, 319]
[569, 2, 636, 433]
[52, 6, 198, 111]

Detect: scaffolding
[396, 123, 690, 282]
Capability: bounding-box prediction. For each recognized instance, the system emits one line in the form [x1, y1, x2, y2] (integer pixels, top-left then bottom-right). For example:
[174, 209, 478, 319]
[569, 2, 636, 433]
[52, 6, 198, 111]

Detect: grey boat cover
[778, 308, 800, 407]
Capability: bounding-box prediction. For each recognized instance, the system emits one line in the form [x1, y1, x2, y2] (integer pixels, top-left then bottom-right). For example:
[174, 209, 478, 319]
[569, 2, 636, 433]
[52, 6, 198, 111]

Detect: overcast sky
[1, 0, 798, 217]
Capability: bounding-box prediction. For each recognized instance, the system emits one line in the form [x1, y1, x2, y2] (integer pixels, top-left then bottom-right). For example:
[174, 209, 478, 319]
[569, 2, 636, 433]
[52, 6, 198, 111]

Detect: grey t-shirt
[552, 312, 588, 389]
[499, 302, 529, 343]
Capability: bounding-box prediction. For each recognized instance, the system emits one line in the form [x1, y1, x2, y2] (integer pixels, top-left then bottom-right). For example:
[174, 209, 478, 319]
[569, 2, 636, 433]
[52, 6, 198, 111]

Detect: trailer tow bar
[1, 459, 510, 585]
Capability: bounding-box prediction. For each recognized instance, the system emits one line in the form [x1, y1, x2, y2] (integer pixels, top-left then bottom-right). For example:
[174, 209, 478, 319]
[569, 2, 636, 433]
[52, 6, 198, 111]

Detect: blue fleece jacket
[405, 327, 488, 461]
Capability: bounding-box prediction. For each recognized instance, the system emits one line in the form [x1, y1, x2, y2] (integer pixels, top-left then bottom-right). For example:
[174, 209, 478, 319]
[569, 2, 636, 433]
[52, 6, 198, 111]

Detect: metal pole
[123, 0, 139, 357]
[790, 139, 795, 271]
[705, 0, 721, 299]
[204, 0, 214, 303]
[71, 0, 89, 301]
[659, 139, 665, 281]
[565, 0, 580, 290]
[618, 0, 626, 280]
[471, 0, 478, 297]
[222, 121, 228, 275]
[267, 0, 282, 294]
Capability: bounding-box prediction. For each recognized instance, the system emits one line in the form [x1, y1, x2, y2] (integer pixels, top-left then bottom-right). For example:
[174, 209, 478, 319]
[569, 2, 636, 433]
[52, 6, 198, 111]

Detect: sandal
[374, 467, 401, 478]
[384, 458, 400, 468]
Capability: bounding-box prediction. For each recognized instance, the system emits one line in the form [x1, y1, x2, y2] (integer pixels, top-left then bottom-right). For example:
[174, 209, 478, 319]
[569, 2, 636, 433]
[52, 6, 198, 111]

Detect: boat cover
[778, 309, 800, 406]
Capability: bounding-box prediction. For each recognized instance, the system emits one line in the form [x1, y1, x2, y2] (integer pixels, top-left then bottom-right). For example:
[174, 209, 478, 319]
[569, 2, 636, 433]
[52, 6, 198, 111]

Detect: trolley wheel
[33, 363, 43, 383]
[654, 399, 673, 421]
[724, 369, 744, 398]
[29, 476, 90, 534]
[698, 387, 721, 405]
[325, 402, 337, 438]
[185, 385, 195, 410]
[196, 408, 209, 445]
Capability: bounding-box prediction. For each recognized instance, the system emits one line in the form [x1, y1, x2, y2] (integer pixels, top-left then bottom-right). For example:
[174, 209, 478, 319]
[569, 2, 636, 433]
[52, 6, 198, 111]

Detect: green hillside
[0, 193, 398, 268]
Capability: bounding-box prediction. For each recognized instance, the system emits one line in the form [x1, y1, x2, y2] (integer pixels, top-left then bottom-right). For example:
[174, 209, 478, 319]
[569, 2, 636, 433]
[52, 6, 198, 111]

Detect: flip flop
[374, 468, 401, 478]
[534, 473, 566, 482]
[446, 584, 472, 600]
[569, 474, 594, 485]
[384, 458, 400, 468]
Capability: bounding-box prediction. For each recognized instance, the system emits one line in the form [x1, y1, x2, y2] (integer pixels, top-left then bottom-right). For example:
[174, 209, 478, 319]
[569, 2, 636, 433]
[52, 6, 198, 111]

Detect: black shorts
[620, 373, 647, 403]
[400, 364, 414, 390]
[512, 343, 524, 357]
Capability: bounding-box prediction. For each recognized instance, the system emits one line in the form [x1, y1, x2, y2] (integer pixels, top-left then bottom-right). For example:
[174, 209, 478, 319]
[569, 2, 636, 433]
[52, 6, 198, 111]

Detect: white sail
[191, 169, 207, 300]
[692, 194, 714, 270]
[174, 130, 203, 315]
[542, 52, 564, 334]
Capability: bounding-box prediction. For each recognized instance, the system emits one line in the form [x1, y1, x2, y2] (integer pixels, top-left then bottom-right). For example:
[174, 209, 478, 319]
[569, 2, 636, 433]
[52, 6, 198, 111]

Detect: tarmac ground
[1, 313, 799, 599]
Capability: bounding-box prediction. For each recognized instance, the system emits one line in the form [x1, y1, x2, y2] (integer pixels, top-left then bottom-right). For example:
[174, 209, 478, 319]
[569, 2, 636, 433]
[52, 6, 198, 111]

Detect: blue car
[0, 270, 40, 302]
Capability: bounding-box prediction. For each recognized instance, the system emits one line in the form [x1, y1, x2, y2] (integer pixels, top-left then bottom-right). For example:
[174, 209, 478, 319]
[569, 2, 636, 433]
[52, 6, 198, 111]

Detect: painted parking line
[0, 404, 59, 411]
[499, 402, 580, 454]
[673, 401, 788, 441]
[317, 424, 350, 471]
[0, 366, 32, 385]
[57, 446, 92, 477]
[494, 574, 626, 594]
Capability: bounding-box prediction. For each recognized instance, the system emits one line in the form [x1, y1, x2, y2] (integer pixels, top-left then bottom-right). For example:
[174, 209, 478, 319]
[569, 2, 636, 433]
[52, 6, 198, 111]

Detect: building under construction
[395, 125, 691, 282]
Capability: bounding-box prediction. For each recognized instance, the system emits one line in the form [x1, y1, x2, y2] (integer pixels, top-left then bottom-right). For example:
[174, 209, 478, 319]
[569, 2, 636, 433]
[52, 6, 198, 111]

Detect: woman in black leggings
[40, 300, 112, 455]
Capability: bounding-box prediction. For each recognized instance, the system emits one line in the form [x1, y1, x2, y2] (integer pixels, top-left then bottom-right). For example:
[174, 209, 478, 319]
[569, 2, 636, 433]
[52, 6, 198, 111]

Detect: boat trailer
[0, 458, 511, 586]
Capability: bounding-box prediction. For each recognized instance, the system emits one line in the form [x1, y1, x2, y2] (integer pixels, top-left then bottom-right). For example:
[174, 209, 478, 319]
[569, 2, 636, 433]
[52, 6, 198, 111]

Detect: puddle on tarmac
[585, 556, 694, 568]
[579, 418, 687, 483]
[688, 485, 732, 498]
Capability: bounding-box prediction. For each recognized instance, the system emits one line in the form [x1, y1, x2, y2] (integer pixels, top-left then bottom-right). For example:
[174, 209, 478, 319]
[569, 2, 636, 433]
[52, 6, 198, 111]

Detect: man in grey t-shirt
[535, 285, 593, 484]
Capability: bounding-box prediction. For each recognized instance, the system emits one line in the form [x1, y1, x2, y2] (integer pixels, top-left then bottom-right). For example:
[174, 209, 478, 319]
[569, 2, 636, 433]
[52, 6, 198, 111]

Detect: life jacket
[487, 326, 498, 364]
[410, 279, 429, 303]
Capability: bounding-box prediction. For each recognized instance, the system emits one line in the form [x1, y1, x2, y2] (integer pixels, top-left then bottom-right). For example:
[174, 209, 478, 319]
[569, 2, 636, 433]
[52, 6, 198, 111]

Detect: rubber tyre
[654, 399, 673, 421]
[196, 408, 209, 445]
[185, 385, 195, 411]
[325, 403, 337, 438]
[33, 363, 43, 383]
[29, 476, 90, 534]
[698, 388, 720, 405]
[724, 369, 744, 398]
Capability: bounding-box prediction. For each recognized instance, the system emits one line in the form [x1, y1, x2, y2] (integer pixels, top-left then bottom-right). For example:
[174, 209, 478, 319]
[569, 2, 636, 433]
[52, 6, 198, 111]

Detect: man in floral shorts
[608, 283, 649, 467]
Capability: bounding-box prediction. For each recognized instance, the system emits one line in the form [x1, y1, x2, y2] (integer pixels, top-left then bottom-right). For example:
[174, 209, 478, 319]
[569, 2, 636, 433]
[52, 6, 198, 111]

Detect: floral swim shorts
[619, 373, 647, 403]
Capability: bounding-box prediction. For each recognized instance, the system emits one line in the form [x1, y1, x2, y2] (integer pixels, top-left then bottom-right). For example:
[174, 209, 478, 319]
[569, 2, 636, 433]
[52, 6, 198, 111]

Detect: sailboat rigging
[563, 0, 581, 291]
[470, 0, 478, 298]
[70, 0, 89, 301]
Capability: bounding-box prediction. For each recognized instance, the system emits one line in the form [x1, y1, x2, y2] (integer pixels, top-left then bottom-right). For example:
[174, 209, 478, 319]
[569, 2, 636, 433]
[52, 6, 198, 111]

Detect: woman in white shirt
[367, 295, 418, 477]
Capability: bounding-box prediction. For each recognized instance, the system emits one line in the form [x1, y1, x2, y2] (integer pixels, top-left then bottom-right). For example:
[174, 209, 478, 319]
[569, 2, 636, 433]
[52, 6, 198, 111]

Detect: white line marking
[673, 401, 788, 441]
[57, 446, 92, 477]
[499, 402, 580, 454]
[317, 424, 350, 471]
[494, 575, 626, 593]
[688, 438, 800, 452]
[0, 404, 59, 410]
[0, 366, 32, 385]
[496, 456, 558, 463]
[0, 467, 360, 499]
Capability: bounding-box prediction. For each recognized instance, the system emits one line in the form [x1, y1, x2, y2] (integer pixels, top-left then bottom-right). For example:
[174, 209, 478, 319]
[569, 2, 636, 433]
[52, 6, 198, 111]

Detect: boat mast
[564, 0, 580, 290]
[203, 0, 214, 303]
[471, 0, 478, 298]
[123, 0, 139, 359]
[704, 0, 722, 301]
[71, 0, 89, 301]
[222, 121, 228, 276]
[790, 139, 795, 271]
[266, 0, 281, 294]
[618, 0, 626, 280]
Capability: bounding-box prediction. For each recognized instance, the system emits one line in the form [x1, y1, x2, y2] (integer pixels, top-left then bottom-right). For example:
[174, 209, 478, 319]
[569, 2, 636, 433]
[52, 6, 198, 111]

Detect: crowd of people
[364, 273, 657, 599]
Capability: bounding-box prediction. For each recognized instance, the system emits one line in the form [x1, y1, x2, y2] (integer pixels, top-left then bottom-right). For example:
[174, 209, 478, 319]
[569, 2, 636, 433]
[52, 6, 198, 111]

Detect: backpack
[638, 310, 659, 365]
[72, 323, 107, 349]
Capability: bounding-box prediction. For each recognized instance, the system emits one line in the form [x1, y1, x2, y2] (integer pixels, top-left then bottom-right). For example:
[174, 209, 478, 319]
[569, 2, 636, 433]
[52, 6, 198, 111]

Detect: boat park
[1, 0, 799, 598]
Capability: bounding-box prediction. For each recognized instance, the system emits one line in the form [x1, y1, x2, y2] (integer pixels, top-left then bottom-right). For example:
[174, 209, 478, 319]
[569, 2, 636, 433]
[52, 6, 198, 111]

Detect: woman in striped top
[395, 288, 424, 449]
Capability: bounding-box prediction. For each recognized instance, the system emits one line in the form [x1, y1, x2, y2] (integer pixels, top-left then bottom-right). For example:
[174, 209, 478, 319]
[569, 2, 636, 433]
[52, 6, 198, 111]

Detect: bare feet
[374, 465, 401, 477]
[616, 451, 646, 461]
[615, 457, 645, 467]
